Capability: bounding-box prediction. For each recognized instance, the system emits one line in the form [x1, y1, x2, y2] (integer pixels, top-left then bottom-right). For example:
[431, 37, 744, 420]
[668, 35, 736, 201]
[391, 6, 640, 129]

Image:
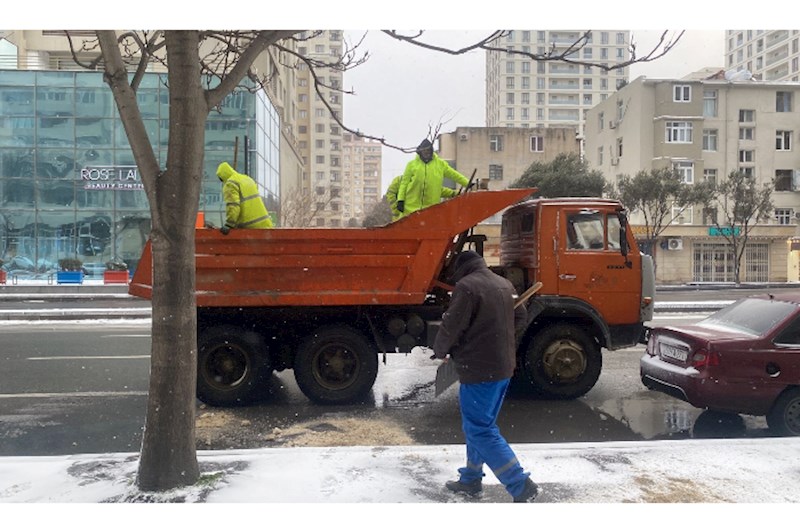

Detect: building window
[506, 107, 515, 120]
[672, 205, 693, 224]
[521, 108, 530, 121]
[702, 129, 718, 151]
[598, 146, 604, 165]
[530, 136, 544, 152]
[776, 130, 793, 151]
[506, 77, 515, 89]
[521, 93, 530, 104]
[490, 135, 504, 152]
[739, 150, 755, 163]
[777, 91, 793, 112]
[739, 109, 755, 122]
[672, 161, 694, 184]
[489, 164, 504, 180]
[522, 77, 530, 89]
[666, 121, 693, 143]
[740, 166, 755, 177]
[775, 208, 793, 225]
[616, 137, 623, 157]
[703, 207, 718, 225]
[506, 92, 515, 104]
[703, 89, 718, 117]
[673, 84, 691, 102]
[522, 62, 531, 74]
[703, 168, 717, 187]
[775, 170, 794, 191]
[739, 127, 755, 140]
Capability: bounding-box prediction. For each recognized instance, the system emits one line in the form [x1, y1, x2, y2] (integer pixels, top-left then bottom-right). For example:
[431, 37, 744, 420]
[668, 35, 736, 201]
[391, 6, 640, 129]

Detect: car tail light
[691, 349, 720, 368]
[646, 336, 656, 356]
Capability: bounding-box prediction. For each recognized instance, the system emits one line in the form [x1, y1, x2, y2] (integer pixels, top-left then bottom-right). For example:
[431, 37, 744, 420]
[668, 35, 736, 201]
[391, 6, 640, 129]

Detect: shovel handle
[514, 282, 543, 308]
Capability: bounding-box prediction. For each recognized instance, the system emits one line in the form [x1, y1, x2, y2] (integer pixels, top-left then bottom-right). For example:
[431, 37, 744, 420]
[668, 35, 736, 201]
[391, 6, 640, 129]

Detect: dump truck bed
[129, 189, 533, 308]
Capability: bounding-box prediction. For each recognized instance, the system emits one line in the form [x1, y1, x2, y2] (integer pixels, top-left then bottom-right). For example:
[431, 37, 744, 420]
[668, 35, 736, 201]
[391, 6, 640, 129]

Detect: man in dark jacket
[433, 251, 539, 503]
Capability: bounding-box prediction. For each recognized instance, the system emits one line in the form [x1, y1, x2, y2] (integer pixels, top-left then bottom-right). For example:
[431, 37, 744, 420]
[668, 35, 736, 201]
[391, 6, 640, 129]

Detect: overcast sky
[342, 29, 727, 192]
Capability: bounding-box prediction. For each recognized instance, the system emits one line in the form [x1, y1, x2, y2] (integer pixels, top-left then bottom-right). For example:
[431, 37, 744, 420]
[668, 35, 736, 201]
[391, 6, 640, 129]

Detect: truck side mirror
[618, 213, 631, 267]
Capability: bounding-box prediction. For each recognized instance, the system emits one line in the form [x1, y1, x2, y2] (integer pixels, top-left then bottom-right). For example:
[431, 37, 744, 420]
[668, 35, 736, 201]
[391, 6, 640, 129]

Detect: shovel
[434, 281, 544, 397]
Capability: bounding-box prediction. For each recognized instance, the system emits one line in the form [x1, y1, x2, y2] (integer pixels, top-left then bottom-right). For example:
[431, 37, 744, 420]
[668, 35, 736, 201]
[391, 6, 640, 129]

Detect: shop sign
[709, 226, 740, 237]
[79, 165, 145, 190]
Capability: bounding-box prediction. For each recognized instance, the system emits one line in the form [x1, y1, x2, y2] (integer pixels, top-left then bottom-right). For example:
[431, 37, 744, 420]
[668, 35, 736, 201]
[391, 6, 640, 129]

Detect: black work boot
[445, 478, 483, 496]
[513, 478, 539, 503]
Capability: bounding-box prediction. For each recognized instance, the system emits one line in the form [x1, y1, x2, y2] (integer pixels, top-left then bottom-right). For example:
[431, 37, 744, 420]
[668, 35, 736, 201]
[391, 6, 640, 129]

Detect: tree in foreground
[64, 29, 682, 492]
[702, 170, 773, 284]
[511, 152, 607, 198]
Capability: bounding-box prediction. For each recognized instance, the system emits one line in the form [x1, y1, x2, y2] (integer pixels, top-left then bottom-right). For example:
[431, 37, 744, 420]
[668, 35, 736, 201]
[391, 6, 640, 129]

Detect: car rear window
[698, 297, 797, 336]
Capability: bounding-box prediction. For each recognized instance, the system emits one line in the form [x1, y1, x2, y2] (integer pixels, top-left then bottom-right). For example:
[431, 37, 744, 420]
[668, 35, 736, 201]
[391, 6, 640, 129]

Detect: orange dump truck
[129, 188, 654, 406]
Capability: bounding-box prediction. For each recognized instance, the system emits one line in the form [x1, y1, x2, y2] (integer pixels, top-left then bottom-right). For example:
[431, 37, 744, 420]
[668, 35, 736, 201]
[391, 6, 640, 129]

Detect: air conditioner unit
[609, 120, 617, 129]
[667, 238, 684, 251]
[459, 133, 469, 141]
[610, 158, 619, 166]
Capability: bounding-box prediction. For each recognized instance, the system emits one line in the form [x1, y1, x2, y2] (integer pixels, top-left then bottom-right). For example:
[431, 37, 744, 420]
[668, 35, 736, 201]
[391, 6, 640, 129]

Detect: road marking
[27, 355, 150, 361]
[0, 391, 148, 399]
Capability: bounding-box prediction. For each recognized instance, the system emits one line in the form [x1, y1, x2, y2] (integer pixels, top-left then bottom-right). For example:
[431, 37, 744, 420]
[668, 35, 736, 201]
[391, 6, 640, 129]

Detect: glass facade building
[0, 69, 280, 280]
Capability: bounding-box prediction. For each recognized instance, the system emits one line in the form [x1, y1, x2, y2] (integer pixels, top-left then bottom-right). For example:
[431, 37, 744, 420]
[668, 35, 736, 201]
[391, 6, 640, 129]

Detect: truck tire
[518, 323, 602, 399]
[766, 388, 800, 436]
[294, 325, 379, 405]
[197, 325, 270, 406]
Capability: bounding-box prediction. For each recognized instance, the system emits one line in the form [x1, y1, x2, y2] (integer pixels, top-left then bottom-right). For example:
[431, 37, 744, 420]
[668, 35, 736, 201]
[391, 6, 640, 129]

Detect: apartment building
[586, 73, 800, 283]
[295, 30, 347, 227]
[486, 30, 630, 136]
[438, 126, 581, 191]
[725, 30, 800, 82]
[341, 132, 381, 226]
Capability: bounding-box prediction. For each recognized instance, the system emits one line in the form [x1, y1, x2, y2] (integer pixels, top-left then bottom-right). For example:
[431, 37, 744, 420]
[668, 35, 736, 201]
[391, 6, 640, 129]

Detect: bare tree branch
[383, 29, 685, 71]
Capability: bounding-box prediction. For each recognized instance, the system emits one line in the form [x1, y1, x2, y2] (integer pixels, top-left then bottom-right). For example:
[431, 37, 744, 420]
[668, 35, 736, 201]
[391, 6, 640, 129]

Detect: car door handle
[559, 274, 577, 281]
[766, 362, 781, 378]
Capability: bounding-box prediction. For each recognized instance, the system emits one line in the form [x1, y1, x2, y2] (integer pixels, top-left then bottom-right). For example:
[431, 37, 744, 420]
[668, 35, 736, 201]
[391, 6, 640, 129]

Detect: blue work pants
[457, 378, 530, 497]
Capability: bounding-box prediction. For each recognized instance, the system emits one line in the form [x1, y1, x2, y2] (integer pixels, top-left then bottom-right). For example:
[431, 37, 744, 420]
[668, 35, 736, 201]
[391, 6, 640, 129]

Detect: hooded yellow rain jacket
[387, 174, 458, 222]
[396, 153, 468, 218]
[216, 162, 274, 229]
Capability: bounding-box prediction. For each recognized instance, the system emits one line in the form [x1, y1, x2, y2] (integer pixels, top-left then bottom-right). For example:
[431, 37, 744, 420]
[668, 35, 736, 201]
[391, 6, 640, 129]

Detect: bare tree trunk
[135, 31, 206, 491]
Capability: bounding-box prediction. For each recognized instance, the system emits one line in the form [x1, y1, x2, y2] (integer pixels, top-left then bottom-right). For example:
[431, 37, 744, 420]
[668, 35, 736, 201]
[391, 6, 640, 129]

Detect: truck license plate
[660, 343, 688, 362]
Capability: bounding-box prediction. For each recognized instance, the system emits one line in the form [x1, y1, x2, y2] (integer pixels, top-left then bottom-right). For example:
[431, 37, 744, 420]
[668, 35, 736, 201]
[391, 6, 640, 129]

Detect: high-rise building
[486, 30, 631, 136]
[294, 30, 346, 227]
[341, 132, 381, 226]
[725, 30, 800, 82]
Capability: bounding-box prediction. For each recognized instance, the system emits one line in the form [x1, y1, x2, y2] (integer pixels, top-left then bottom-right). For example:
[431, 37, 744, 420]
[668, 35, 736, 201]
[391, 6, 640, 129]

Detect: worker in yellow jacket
[396, 139, 469, 218]
[216, 162, 274, 234]
[386, 173, 458, 222]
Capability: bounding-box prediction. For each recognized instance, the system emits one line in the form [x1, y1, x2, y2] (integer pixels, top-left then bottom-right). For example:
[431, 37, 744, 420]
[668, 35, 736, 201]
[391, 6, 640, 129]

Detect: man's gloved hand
[220, 225, 231, 235]
[396, 200, 404, 213]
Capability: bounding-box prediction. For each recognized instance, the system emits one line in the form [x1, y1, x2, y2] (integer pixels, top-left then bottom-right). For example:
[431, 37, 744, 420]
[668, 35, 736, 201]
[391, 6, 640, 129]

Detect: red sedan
[641, 292, 800, 436]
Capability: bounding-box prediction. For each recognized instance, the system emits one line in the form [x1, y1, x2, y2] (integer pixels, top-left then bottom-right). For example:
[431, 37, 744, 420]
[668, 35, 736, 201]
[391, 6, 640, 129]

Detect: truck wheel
[197, 325, 270, 407]
[767, 388, 800, 436]
[294, 325, 379, 405]
[519, 323, 602, 399]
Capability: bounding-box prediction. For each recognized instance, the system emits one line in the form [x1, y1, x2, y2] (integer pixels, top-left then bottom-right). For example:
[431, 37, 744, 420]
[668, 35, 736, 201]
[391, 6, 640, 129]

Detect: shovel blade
[435, 359, 459, 397]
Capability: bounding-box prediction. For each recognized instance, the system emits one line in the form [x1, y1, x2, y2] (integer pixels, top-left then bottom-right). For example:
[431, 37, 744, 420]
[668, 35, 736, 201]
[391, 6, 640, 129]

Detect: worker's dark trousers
[457, 379, 529, 497]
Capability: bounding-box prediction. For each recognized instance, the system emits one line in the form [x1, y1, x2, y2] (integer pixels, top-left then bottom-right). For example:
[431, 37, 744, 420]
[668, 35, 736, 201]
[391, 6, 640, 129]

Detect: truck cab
[496, 197, 655, 398]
